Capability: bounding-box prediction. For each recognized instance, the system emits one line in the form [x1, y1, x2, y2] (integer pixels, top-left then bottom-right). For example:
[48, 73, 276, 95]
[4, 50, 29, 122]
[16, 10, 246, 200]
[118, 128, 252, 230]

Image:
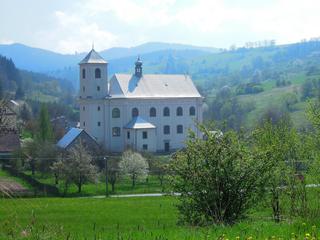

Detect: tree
[171, 126, 271, 225]
[107, 157, 120, 193]
[51, 142, 98, 194]
[19, 103, 32, 122]
[20, 138, 38, 175]
[35, 141, 58, 174]
[38, 103, 53, 142]
[253, 117, 308, 221]
[15, 85, 24, 99]
[283, 93, 298, 112]
[119, 150, 149, 188]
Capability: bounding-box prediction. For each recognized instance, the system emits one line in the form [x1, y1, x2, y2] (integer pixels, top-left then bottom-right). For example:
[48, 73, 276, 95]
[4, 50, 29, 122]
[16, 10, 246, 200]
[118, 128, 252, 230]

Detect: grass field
[23, 170, 169, 197]
[0, 196, 319, 240]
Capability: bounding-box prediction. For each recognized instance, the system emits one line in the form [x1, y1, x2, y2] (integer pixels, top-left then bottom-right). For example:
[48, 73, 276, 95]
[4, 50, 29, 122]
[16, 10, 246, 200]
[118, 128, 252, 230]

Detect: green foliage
[1, 197, 320, 240]
[252, 117, 311, 221]
[170, 126, 271, 225]
[236, 83, 264, 95]
[37, 103, 53, 142]
[206, 88, 255, 130]
[51, 142, 98, 194]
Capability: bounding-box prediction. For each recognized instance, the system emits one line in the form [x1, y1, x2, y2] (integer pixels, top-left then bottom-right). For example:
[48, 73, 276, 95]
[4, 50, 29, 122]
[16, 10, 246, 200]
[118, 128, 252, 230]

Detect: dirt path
[0, 177, 31, 197]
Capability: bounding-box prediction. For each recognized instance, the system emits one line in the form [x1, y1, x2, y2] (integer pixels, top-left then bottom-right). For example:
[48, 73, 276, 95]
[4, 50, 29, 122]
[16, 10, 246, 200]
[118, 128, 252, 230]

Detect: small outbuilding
[56, 127, 100, 152]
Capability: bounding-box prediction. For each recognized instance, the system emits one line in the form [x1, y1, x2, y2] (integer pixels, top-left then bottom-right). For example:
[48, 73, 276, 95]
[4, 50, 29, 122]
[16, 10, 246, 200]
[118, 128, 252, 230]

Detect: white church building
[78, 49, 203, 153]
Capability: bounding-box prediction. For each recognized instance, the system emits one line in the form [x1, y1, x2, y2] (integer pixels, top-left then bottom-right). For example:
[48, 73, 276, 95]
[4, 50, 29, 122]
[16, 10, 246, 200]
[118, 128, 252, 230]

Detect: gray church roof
[109, 74, 202, 98]
[79, 49, 107, 64]
[124, 116, 156, 129]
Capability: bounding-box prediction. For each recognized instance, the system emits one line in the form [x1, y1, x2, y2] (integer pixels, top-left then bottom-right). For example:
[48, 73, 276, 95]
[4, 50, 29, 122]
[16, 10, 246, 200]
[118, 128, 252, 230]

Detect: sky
[1, 0, 320, 54]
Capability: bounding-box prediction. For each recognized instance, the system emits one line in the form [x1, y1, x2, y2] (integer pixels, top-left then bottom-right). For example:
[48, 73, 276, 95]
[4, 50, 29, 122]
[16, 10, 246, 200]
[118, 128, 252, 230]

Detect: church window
[143, 144, 148, 150]
[176, 107, 183, 116]
[95, 68, 101, 78]
[98, 121, 101, 126]
[97, 86, 100, 91]
[132, 108, 139, 117]
[97, 106, 101, 111]
[83, 121, 86, 126]
[150, 107, 156, 117]
[82, 106, 85, 111]
[177, 125, 183, 134]
[112, 108, 120, 118]
[189, 106, 196, 116]
[163, 107, 170, 117]
[82, 86, 85, 92]
[142, 131, 148, 139]
[82, 69, 86, 79]
[127, 131, 130, 139]
[112, 127, 121, 137]
[164, 125, 170, 134]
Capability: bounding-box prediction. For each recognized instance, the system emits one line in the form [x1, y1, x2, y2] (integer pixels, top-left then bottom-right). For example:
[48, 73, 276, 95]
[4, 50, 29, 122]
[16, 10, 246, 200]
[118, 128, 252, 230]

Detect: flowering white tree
[119, 150, 149, 187]
[51, 141, 97, 194]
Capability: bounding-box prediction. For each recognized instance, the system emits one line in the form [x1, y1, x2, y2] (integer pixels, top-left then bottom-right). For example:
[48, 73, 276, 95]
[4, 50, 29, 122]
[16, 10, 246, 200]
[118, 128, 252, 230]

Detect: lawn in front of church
[1, 196, 319, 240]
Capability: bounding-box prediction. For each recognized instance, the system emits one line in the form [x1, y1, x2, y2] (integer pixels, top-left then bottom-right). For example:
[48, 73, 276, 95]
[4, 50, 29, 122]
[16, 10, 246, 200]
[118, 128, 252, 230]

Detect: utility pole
[104, 156, 109, 197]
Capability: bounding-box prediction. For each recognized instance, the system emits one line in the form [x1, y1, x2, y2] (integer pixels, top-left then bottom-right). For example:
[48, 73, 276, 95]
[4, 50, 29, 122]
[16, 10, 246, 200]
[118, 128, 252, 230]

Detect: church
[78, 48, 203, 153]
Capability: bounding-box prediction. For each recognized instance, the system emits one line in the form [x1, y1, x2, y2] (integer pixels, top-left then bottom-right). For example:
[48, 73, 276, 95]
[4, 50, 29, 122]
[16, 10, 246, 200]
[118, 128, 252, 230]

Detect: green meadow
[0, 196, 319, 240]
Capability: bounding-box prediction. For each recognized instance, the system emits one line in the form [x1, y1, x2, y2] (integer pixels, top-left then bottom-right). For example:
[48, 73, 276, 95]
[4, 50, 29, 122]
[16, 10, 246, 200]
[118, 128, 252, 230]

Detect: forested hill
[0, 55, 74, 102]
[2, 40, 320, 130]
[195, 40, 320, 130]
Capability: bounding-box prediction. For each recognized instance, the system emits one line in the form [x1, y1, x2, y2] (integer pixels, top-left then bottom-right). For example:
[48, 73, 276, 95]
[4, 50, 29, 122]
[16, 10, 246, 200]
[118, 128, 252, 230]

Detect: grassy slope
[0, 196, 319, 239]
[237, 72, 314, 129]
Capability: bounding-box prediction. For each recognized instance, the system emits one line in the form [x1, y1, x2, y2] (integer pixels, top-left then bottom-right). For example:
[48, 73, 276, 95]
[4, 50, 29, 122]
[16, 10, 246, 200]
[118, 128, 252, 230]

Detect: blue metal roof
[57, 127, 83, 149]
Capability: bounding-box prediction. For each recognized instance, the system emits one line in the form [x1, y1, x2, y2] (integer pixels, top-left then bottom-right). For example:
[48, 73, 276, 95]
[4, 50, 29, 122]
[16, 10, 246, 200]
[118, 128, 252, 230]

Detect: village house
[78, 49, 203, 153]
[0, 100, 20, 158]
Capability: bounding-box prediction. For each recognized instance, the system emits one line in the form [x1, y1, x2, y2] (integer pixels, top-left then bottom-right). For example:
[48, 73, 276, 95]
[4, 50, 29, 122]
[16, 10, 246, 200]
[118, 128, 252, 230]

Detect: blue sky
[1, 0, 320, 53]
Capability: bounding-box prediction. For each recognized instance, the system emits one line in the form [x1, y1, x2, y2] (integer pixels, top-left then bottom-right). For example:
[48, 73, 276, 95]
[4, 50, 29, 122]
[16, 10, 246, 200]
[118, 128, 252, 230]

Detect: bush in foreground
[170, 126, 272, 225]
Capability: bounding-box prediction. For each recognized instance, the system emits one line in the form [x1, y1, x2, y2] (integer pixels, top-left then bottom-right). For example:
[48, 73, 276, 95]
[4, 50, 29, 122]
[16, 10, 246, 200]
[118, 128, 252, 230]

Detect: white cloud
[246, 0, 320, 44]
[5, 0, 320, 52]
[82, 0, 175, 27]
[175, 0, 241, 32]
[37, 10, 118, 53]
[0, 38, 15, 44]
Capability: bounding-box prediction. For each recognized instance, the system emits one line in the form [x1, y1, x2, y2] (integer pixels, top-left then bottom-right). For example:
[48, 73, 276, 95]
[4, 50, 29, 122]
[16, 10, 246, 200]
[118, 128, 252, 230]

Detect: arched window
[112, 127, 121, 137]
[163, 107, 170, 117]
[177, 125, 183, 134]
[176, 107, 183, 116]
[82, 69, 86, 79]
[163, 125, 170, 134]
[132, 108, 139, 117]
[97, 106, 101, 111]
[189, 106, 196, 116]
[97, 86, 100, 91]
[150, 107, 156, 117]
[95, 68, 101, 78]
[112, 108, 120, 118]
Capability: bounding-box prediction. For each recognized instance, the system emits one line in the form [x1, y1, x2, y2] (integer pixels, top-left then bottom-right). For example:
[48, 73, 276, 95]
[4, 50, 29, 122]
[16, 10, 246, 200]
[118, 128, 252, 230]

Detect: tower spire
[135, 56, 143, 78]
[92, 41, 94, 50]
